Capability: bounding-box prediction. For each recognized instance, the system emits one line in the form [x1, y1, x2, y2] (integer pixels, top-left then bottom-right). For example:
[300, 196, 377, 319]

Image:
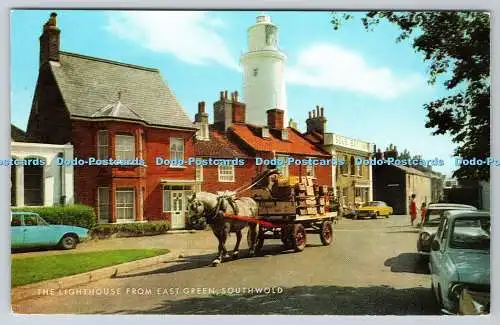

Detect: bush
[91, 221, 170, 239]
[12, 204, 96, 229]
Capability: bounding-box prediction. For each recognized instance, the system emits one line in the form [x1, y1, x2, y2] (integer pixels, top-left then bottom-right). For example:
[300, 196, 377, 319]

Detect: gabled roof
[49, 52, 195, 129]
[11, 124, 32, 142]
[195, 126, 251, 159]
[230, 124, 330, 157]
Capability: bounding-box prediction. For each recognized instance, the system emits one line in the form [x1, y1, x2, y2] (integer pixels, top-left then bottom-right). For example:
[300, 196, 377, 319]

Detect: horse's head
[186, 192, 205, 221]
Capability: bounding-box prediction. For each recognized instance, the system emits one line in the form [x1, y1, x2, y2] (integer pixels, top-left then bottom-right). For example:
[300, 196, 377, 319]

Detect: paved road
[12, 215, 439, 315]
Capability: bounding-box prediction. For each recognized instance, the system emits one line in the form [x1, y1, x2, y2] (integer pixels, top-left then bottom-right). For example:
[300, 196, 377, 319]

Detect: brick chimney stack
[231, 91, 246, 124]
[39, 12, 61, 68]
[213, 89, 245, 131]
[306, 105, 327, 134]
[267, 108, 285, 129]
[194, 101, 208, 123]
[194, 101, 209, 140]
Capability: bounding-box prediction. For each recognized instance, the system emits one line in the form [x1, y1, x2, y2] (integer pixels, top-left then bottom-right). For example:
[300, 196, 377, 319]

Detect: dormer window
[261, 127, 269, 138]
[281, 129, 288, 140]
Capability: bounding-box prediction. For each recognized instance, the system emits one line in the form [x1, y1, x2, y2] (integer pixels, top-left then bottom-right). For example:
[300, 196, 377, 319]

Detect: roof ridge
[59, 51, 159, 72]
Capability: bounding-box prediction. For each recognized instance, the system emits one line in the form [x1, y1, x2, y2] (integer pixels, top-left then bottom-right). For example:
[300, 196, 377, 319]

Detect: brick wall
[72, 120, 196, 222]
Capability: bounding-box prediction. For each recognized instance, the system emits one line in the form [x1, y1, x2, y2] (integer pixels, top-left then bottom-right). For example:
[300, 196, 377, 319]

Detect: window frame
[276, 155, 289, 177]
[306, 157, 315, 177]
[97, 187, 110, 223]
[97, 130, 109, 160]
[169, 137, 185, 167]
[195, 164, 203, 182]
[115, 188, 135, 222]
[115, 134, 136, 161]
[218, 165, 235, 182]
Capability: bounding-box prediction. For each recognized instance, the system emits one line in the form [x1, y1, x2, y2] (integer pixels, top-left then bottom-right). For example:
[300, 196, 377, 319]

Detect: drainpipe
[58, 152, 66, 205]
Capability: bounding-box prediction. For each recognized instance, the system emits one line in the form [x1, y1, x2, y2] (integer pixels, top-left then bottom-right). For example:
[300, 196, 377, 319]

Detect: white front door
[170, 191, 185, 229]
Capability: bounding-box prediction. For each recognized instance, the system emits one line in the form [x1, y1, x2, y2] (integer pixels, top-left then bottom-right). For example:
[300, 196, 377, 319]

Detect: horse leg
[232, 230, 242, 259]
[212, 232, 224, 267]
[247, 223, 258, 257]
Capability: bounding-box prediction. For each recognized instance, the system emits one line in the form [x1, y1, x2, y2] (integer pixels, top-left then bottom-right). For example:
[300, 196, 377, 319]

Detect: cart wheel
[255, 227, 265, 254]
[280, 225, 292, 249]
[292, 224, 306, 252]
[320, 221, 333, 246]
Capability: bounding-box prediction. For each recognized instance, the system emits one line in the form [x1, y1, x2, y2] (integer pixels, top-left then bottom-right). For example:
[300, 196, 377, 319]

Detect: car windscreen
[423, 209, 445, 226]
[450, 217, 490, 250]
[363, 202, 380, 207]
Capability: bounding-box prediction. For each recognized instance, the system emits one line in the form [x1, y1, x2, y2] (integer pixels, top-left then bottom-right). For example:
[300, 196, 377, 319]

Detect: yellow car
[355, 201, 393, 219]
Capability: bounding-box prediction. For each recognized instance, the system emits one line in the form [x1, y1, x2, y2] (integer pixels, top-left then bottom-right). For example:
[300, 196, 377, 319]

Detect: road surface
[12, 215, 439, 315]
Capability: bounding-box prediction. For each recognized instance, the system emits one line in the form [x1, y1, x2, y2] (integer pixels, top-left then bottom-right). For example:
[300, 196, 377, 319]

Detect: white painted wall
[11, 142, 74, 206]
[241, 15, 287, 126]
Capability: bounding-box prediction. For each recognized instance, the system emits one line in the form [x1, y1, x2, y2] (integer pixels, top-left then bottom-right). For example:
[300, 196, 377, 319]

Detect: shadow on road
[384, 253, 430, 274]
[97, 285, 440, 315]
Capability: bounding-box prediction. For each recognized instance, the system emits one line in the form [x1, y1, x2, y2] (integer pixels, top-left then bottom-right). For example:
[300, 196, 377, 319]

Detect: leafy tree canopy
[332, 11, 490, 181]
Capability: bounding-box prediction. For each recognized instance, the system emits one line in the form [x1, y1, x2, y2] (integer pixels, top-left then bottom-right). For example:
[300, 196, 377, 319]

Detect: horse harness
[204, 195, 239, 225]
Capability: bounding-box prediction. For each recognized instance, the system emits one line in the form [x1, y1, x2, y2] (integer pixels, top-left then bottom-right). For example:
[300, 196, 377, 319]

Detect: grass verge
[11, 248, 169, 287]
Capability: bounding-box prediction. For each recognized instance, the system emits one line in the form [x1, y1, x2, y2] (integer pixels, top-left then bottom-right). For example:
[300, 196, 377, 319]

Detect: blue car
[429, 210, 490, 314]
[11, 212, 90, 250]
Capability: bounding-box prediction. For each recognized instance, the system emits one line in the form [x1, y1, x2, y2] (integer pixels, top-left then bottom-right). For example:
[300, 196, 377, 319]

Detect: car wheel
[436, 284, 443, 309]
[60, 234, 78, 250]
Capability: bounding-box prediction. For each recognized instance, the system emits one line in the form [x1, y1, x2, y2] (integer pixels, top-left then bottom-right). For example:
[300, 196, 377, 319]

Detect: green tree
[398, 149, 412, 160]
[332, 12, 490, 181]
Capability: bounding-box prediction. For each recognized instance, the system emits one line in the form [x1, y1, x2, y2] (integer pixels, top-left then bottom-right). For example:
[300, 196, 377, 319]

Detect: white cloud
[286, 43, 426, 100]
[105, 11, 239, 70]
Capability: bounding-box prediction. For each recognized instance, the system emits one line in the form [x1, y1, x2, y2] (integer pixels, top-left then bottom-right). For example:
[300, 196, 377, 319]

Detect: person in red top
[420, 202, 427, 226]
[409, 194, 417, 226]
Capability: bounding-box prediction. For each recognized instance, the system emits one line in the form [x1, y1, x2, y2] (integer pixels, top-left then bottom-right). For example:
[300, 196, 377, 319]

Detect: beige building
[302, 106, 373, 211]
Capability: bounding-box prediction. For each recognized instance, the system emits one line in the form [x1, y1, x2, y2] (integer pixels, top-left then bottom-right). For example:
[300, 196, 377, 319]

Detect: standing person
[420, 202, 427, 226]
[409, 194, 417, 226]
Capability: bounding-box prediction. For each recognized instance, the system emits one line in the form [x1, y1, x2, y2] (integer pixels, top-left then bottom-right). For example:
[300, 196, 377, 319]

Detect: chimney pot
[320, 106, 324, 117]
[308, 111, 312, 119]
[316, 105, 320, 117]
[224, 90, 228, 100]
[313, 110, 316, 118]
[40, 12, 61, 67]
[220, 91, 224, 100]
[234, 90, 239, 102]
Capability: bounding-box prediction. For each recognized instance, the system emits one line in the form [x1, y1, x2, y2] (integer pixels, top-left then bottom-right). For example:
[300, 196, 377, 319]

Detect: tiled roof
[50, 52, 195, 129]
[303, 131, 323, 144]
[195, 127, 251, 158]
[230, 124, 330, 157]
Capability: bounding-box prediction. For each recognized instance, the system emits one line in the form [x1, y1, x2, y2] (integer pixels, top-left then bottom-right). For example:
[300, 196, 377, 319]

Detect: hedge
[12, 204, 96, 229]
[91, 221, 170, 239]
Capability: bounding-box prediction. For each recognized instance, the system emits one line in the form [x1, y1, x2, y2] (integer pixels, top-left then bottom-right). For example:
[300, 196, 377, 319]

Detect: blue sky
[11, 10, 458, 176]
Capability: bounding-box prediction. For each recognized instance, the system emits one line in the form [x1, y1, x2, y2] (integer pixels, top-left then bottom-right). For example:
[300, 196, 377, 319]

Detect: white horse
[187, 191, 259, 266]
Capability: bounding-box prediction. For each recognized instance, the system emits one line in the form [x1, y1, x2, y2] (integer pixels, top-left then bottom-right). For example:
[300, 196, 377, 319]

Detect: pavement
[11, 215, 440, 315]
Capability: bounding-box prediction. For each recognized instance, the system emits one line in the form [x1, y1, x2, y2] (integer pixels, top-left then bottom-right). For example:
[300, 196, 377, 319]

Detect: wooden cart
[248, 175, 338, 253]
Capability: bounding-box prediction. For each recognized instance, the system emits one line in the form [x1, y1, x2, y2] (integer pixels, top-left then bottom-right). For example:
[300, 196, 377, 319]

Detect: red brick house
[194, 90, 333, 192]
[26, 13, 198, 228]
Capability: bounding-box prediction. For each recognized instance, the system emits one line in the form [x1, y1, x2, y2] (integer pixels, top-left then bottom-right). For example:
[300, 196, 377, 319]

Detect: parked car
[429, 210, 490, 314]
[11, 212, 90, 250]
[417, 203, 477, 257]
[354, 201, 393, 219]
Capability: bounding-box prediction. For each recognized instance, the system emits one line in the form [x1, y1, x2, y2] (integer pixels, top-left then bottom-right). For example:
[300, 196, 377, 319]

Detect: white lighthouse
[240, 15, 287, 126]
